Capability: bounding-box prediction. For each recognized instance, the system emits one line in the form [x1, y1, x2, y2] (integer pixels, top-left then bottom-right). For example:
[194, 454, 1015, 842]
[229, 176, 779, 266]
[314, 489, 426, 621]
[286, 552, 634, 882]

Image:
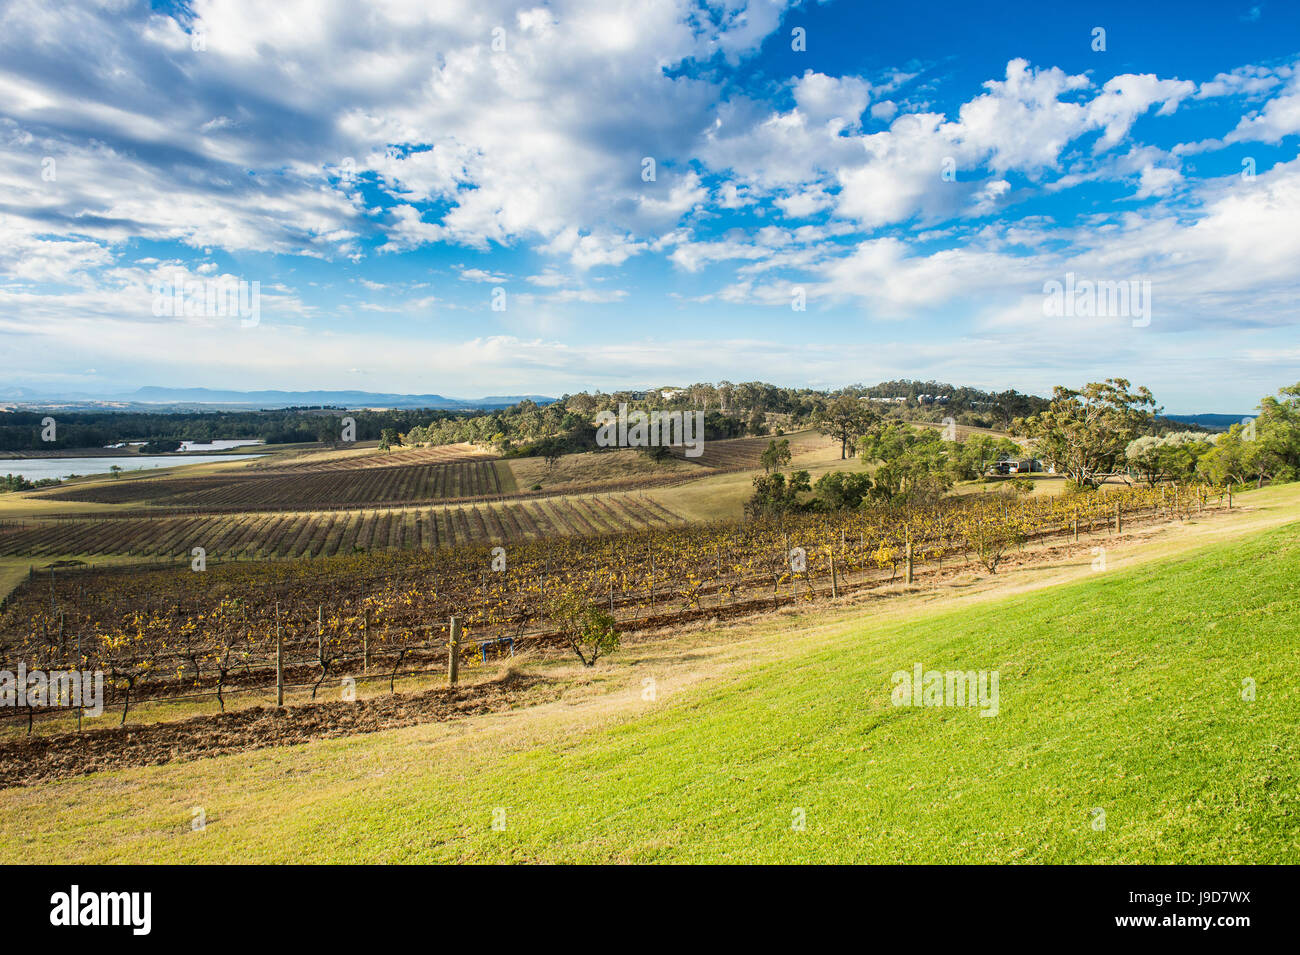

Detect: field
[503, 446, 698, 492]
[0, 434, 834, 564]
[22, 437, 753, 514]
[0, 482, 1226, 722]
[669, 431, 826, 470]
[2, 421, 1295, 866]
[245, 443, 494, 471]
[40, 459, 506, 510]
[0, 491, 686, 560]
[1, 489, 1295, 863]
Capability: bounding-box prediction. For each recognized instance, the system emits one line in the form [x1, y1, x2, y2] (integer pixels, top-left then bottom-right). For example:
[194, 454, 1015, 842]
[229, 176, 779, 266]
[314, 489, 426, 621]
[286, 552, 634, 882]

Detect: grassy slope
[503, 447, 697, 491]
[647, 431, 857, 522]
[3, 513, 1296, 864]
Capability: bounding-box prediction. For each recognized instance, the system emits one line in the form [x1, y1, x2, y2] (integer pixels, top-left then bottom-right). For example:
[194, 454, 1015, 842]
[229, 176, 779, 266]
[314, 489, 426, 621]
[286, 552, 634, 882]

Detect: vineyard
[246, 443, 494, 472]
[37, 443, 726, 513]
[43, 459, 505, 510]
[0, 492, 687, 559]
[0, 483, 1224, 723]
[26, 436, 826, 518]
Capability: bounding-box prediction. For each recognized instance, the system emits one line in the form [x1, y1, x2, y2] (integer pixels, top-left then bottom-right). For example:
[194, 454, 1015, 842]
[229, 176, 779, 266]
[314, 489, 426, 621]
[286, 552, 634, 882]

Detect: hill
[1163, 413, 1251, 431]
[0, 387, 557, 411]
[3, 492, 1296, 863]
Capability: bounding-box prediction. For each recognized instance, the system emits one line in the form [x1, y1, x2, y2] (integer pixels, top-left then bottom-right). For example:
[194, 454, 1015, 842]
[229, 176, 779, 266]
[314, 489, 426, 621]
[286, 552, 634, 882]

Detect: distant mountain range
[0, 387, 556, 411]
[1163, 413, 1251, 431]
[0, 385, 1249, 422]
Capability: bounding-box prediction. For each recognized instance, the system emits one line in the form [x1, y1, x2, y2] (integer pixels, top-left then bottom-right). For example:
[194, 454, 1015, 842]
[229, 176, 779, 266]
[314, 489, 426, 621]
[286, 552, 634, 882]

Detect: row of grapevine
[45, 460, 503, 510]
[0, 492, 687, 560]
[0, 483, 1223, 717]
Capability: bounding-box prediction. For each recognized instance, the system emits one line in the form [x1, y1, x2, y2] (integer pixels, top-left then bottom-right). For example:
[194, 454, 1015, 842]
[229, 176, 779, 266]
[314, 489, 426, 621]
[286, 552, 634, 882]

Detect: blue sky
[1, 0, 1298, 412]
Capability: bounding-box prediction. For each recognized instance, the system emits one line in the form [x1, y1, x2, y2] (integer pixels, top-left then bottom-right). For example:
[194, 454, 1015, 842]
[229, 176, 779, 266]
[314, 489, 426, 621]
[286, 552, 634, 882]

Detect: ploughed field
[0, 493, 687, 560]
[40, 459, 505, 510]
[244, 443, 494, 472]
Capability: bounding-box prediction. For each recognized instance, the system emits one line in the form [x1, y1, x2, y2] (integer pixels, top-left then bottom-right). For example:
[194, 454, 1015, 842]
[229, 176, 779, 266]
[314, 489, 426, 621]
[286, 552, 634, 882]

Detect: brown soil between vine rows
[0, 669, 556, 788]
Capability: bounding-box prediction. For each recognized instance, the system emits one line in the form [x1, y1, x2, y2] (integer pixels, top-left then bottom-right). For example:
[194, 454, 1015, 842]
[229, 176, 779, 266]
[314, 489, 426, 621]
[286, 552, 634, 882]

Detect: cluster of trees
[1012, 379, 1159, 488]
[402, 400, 597, 456]
[651, 379, 1050, 431]
[401, 393, 787, 456]
[1, 474, 62, 493]
[860, 424, 1024, 503]
[639, 382, 824, 421]
[0, 408, 449, 451]
[392, 380, 1065, 460]
[1122, 385, 1300, 488]
[1014, 379, 1300, 490]
[745, 425, 1025, 518]
[857, 380, 1049, 430]
[806, 389, 1061, 463]
[1125, 432, 1213, 485]
[746, 379, 1300, 517]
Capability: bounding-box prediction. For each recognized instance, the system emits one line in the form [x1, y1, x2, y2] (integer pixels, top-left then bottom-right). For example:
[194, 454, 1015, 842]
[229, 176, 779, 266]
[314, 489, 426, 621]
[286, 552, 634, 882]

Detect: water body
[101, 439, 265, 451]
[0, 453, 266, 482]
[177, 439, 265, 452]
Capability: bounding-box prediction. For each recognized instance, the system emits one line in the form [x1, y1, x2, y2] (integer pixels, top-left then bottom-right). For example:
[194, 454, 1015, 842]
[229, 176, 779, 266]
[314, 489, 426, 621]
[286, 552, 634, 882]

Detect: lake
[0, 454, 266, 482]
[178, 439, 265, 452]
[101, 439, 265, 451]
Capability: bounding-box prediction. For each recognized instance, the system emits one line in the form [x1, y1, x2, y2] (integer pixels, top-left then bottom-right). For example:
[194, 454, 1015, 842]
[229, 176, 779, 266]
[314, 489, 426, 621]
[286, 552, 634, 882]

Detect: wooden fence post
[1073, 510, 1079, 542]
[448, 616, 461, 687]
[363, 607, 370, 674]
[275, 601, 284, 707]
[76, 629, 82, 734]
[1115, 502, 1122, 535]
[905, 532, 914, 585]
[829, 546, 838, 598]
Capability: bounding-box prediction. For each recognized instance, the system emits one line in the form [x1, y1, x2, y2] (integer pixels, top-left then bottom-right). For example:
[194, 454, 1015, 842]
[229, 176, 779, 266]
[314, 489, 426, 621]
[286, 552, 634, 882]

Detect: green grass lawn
[3, 520, 1297, 863]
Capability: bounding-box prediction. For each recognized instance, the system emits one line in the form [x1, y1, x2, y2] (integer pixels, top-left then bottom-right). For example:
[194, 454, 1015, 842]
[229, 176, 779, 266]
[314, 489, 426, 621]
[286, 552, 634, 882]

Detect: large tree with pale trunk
[1013, 379, 1159, 488]
[814, 394, 879, 460]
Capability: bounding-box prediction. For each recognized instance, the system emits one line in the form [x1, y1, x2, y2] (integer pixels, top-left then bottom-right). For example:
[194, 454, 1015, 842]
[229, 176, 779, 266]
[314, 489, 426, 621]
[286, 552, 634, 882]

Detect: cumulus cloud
[1, 1, 1298, 407]
[459, 268, 508, 283]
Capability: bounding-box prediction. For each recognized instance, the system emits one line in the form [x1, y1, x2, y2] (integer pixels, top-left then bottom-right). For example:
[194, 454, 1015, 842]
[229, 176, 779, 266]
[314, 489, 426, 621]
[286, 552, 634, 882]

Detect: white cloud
[1222, 69, 1300, 145]
[793, 71, 871, 132]
[1, 4, 1298, 410]
[1135, 164, 1182, 199]
[460, 268, 508, 283]
[542, 228, 649, 270]
[774, 187, 833, 218]
[716, 156, 1300, 334]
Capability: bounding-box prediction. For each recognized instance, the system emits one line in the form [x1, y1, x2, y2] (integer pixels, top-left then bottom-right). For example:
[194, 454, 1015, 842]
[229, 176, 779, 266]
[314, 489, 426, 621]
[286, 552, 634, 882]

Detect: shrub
[544, 591, 620, 667]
